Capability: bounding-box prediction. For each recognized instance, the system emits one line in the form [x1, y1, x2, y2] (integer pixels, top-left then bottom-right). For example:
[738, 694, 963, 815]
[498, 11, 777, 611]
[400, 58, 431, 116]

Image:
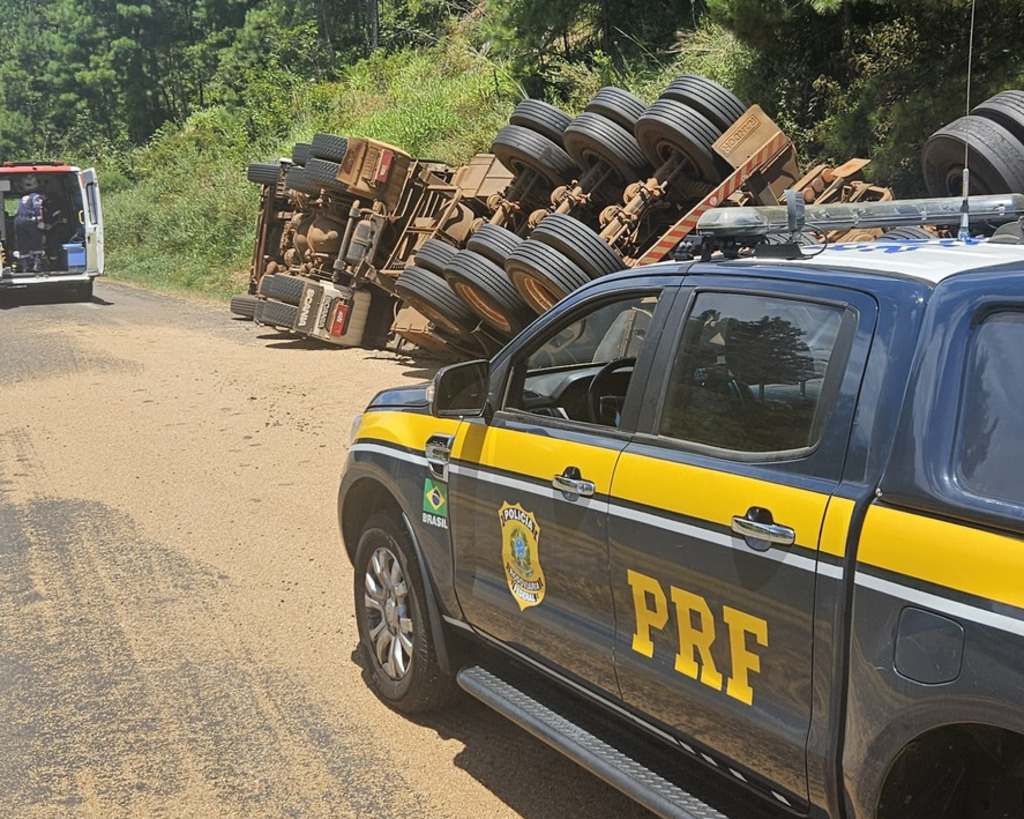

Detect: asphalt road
[0, 281, 653, 818]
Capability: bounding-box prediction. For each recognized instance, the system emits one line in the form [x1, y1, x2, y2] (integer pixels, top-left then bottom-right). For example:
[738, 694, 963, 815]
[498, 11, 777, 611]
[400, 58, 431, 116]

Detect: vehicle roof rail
[695, 193, 1024, 240]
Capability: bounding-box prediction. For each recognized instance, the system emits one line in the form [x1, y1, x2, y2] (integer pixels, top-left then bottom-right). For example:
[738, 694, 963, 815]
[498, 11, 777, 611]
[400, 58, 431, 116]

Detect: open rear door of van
[80, 168, 104, 274]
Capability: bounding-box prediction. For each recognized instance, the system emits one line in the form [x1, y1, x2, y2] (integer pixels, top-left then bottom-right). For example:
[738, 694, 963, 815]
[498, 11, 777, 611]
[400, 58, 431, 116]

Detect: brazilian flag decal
[423, 479, 448, 517]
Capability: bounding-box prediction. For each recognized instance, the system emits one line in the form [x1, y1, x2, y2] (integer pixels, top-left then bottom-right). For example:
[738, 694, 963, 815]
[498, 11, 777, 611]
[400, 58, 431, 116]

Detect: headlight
[348, 413, 363, 446]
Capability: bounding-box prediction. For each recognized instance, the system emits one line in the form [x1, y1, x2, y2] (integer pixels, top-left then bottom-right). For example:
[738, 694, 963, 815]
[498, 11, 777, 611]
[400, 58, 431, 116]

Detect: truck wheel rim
[520, 276, 559, 313]
[363, 546, 414, 681]
[454, 283, 512, 333]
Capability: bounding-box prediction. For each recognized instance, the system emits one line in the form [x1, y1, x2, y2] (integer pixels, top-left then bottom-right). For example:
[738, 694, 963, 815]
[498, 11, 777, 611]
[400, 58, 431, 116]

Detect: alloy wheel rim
[363, 545, 414, 681]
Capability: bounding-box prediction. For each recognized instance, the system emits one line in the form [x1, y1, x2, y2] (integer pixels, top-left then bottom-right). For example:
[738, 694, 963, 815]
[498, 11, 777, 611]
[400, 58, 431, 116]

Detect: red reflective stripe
[636, 131, 789, 266]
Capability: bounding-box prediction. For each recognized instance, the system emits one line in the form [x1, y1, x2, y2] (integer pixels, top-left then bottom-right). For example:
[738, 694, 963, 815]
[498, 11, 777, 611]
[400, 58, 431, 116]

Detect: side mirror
[430, 359, 491, 418]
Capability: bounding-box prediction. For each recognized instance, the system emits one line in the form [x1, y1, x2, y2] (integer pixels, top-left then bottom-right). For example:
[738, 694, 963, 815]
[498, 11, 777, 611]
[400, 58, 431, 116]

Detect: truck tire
[635, 98, 728, 185]
[529, 213, 624, 279]
[292, 142, 312, 166]
[466, 224, 523, 267]
[230, 293, 259, 319]
[584, 86, 649, 134]
[509, 99, 574, 148]
[414, 239, 458, 275]
[257, 299, 299, 330]
[660, 74, 747, 133]
[396, 266, 480, 336]
[258, 274, 306, 306]
[354, 513, 457, 713]
[304, 158, 349, 194]
[443, 250, 534, 336]
[922, 115, 1024, 197]
[246, 162, 281, 186]
[492, 124, 577, 187]
[310, 132, 349, 162]
[285, 167, 321, 196]
[432, 326, 491, 359]
[563, 111, 651, 185]
[878, 226, 935, 241]
[506, 239, 590, 314]
[971, 90, 1024, 145]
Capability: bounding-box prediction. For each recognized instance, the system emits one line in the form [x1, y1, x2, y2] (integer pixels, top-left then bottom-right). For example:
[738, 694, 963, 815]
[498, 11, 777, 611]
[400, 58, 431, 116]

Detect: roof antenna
[958, 0, 978, 241]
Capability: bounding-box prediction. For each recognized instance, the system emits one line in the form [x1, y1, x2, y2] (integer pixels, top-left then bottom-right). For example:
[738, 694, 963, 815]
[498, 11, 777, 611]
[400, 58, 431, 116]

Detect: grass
[93, 24, 754, 301]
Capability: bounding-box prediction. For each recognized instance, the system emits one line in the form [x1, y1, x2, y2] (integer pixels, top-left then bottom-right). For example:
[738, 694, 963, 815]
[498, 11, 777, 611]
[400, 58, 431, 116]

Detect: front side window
[503, 292, 659, 427]
[957, 311, 1024, 506]
[659, 292, 847, 454]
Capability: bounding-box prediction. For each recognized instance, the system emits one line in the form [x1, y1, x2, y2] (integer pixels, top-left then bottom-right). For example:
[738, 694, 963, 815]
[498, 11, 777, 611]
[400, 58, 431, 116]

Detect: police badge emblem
[498, 501, 545, 610]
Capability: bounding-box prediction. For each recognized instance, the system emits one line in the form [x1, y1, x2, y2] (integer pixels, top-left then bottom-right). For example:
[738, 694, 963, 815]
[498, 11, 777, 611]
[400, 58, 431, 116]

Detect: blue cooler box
[64, 243, 86, 271]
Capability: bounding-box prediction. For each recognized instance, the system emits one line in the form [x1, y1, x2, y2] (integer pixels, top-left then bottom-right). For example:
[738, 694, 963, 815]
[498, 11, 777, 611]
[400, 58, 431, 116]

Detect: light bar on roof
[695, 194, 1024, 238]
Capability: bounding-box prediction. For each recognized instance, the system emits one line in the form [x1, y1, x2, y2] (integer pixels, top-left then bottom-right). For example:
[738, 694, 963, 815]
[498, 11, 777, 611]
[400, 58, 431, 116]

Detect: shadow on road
[349, 648, 651, 819]
[0, 286, 112, 309]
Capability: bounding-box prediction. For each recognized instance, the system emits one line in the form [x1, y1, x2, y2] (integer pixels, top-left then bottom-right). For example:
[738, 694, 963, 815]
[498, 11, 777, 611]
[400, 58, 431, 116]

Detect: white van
[0, 162, 104, 299]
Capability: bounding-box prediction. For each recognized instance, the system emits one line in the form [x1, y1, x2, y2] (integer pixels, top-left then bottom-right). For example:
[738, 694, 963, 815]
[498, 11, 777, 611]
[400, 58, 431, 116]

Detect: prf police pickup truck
[338, 194, 1024, 819]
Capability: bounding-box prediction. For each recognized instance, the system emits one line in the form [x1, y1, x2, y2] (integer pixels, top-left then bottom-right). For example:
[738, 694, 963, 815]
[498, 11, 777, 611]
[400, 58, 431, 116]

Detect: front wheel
[353, 513, 456, 713]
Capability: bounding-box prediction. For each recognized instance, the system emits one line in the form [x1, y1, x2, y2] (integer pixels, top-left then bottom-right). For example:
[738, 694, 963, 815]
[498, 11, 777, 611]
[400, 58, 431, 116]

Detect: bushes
[92, 2, 1024, 300]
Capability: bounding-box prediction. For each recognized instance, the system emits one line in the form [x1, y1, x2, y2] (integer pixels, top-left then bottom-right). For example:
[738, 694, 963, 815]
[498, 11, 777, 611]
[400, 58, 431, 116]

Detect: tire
[258, 273, 306, 306]
[509, 99, 574, 147]
[310, 132, 349, 162]
[354, 513, 456, 713]
[585, 86, 649, 134]
[491, 124, 577, 187]
[443, 249, 534, 335]
[466, 224, 523, 267]
[562, 111, 651, 185]
[529, 213, 624, 279]
[230, 293, 259, 319]
[660, 74, 747, 133]
[971, 90, 1024, 145]
[257, 299, 299, 330]
[758, 231, 818, 248]
[414, 238, 458, 275]
[922, 115, 1024, 197]
[635, 98, 728, 185]
[304, 157, 349, 194]
[285, 167, 321, 196]
[292, 141, 312, 166]
[246, 162, 281, 186]
[878, 226, 935, 241]
[506, 239, 590, 314]
[396, 265, 480, 336]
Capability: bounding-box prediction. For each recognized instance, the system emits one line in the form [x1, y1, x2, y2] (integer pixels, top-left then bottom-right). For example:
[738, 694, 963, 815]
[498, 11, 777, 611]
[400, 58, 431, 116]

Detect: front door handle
[552, 466, 595, 498]
[731, 506, 795, 551]
[425, 434, 454, 482]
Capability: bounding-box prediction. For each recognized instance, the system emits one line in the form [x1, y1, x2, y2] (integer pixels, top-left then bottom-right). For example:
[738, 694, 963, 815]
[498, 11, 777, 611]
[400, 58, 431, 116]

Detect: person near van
[14, 191, 48, 271]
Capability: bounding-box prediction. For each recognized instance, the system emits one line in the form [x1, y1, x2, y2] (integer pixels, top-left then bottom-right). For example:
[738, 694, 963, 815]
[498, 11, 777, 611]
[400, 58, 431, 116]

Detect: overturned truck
[232, 77, 1024, 359]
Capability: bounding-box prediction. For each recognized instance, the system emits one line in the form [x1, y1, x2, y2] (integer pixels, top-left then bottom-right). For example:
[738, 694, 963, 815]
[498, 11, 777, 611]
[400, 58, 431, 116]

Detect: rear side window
[659, 292, 847, 454]
[957, 311, 1024, 506]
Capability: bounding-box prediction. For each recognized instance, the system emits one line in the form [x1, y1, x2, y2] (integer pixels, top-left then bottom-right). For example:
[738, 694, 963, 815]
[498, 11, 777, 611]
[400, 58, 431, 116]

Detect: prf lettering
[627, 569, 769, 706]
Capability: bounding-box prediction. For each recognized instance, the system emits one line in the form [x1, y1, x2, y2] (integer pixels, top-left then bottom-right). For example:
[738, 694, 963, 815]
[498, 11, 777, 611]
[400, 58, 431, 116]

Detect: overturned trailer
[233, 78, 1024, 360]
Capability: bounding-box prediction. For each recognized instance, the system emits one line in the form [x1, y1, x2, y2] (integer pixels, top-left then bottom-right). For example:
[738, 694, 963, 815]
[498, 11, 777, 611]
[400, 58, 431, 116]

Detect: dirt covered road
[0, 281, 651, 818]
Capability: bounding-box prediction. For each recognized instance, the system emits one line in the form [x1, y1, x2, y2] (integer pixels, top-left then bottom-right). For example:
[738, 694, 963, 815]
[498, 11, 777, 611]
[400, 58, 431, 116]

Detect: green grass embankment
[96, 27, 748, 301]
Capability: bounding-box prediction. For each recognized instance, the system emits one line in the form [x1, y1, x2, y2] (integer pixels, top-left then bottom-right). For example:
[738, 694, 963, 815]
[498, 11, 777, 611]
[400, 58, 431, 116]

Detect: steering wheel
[586, 357, 636, 425]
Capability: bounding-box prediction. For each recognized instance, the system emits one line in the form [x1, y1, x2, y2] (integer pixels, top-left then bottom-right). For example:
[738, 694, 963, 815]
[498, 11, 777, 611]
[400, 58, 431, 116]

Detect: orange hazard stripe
[636, 131, 790, 266]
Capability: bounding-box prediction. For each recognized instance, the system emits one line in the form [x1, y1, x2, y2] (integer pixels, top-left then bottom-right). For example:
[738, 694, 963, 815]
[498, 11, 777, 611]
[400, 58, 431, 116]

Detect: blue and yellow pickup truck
[338, 195, 1024, 819]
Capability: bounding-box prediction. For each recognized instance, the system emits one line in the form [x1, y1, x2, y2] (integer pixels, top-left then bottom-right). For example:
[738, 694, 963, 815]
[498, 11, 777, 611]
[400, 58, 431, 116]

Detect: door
[80, 169, 104, 274]
[608, 279, 876, 806]
[450, 288, 665, 694]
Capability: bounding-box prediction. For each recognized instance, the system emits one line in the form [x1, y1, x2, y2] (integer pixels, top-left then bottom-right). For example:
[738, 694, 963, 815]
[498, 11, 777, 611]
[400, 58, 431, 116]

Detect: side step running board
[457, 665, 731, 819]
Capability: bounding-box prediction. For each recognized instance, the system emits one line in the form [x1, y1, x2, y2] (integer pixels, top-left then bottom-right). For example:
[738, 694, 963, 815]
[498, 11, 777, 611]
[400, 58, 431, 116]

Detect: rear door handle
[552, 466, 595, 498]
[731, 506, 795, 551]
